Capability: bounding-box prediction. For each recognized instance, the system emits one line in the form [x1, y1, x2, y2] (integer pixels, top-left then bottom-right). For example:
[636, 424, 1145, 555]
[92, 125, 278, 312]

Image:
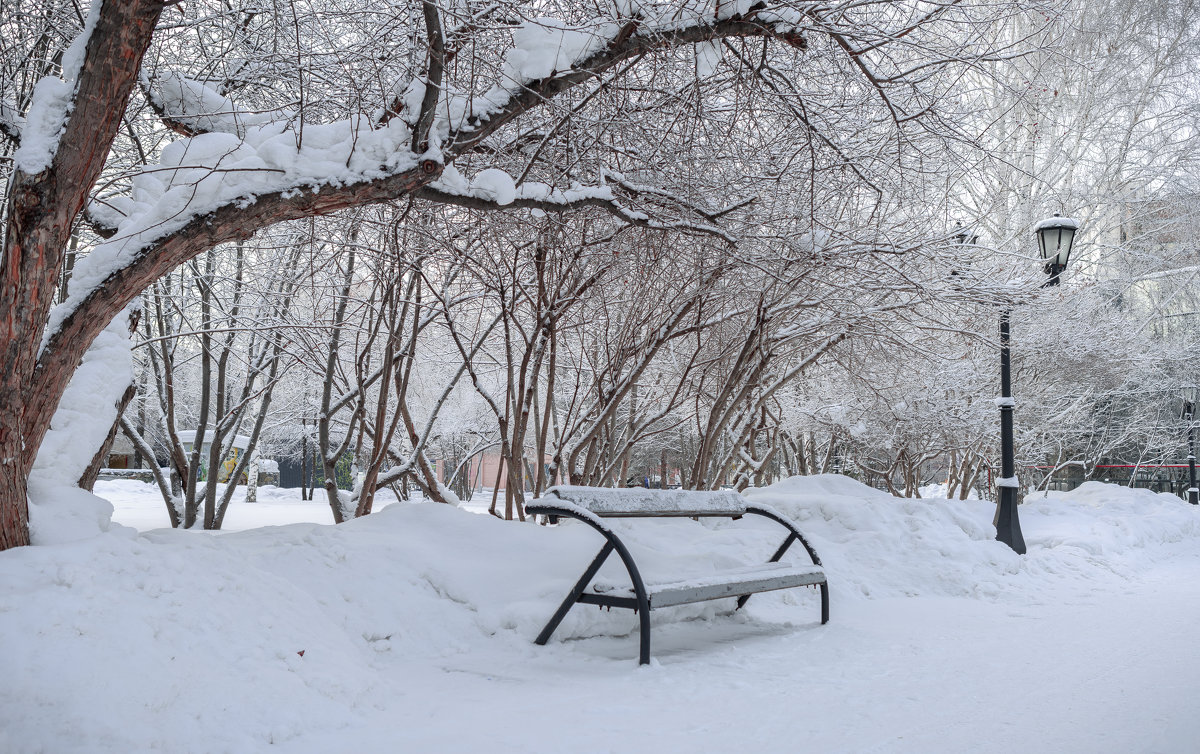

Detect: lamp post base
[995, 488, 1026, 554]
[1189, 439, 1197, 505]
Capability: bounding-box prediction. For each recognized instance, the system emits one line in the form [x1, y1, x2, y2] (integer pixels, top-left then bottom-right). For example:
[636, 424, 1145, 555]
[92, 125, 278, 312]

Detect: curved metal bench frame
[527, 500, 828, 665]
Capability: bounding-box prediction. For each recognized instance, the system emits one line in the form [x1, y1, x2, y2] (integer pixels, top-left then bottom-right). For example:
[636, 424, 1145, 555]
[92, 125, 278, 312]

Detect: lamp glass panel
[1055, 227, 1075, 266]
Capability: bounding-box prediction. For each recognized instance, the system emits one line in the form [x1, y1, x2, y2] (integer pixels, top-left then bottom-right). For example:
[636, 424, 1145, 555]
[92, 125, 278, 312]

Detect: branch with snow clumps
[37, 3, 824, 408]
[141, 72, 294, 139]
[420, 166, 739, 241]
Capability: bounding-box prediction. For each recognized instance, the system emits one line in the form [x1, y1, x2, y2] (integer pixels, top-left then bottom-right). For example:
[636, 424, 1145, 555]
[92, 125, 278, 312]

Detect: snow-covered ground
[3, 476, 1200, 753]
[89, 479, 346, 532]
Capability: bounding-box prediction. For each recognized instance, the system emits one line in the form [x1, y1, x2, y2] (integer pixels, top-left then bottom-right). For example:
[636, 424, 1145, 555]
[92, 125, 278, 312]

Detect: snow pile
[0, 503, 622, 751]
[917, 481, 980, 499]
[747, 475, 1200, 602]
[3, 476, 1199, 751]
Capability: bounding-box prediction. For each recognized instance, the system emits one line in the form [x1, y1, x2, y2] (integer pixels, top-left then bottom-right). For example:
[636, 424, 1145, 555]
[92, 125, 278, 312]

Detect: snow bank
[0, 503, 635, 751]
[3, 476, 1199, 751]
[746, 475, 1200, 602]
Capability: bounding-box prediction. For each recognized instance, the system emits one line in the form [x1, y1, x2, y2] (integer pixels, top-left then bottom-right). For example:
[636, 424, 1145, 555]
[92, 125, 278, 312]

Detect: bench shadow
[562, 612, 822, 664]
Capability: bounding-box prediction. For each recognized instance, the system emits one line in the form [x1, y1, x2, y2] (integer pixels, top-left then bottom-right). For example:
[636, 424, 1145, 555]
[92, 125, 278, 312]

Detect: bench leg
[736, 580, 830, 626]
[638, 605, 651, 665]
[535, 542, 615, 646]
[736, 532, 800, 611]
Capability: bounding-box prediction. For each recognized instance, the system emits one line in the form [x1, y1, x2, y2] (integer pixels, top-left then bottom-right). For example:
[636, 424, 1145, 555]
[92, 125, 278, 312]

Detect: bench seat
[593, 562, 826, 608]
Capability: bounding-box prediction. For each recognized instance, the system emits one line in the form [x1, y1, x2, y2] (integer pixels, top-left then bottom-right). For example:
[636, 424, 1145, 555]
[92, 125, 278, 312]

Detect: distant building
[175, 429, 252, 483]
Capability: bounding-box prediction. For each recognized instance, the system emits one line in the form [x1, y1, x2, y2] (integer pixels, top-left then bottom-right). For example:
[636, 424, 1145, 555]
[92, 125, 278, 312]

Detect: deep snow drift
[3, 476, 1199, 753]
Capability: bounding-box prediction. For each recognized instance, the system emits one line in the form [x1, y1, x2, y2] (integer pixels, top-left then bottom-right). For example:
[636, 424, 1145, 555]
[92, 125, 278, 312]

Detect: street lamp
[993, 213, 1081, 555]
[952, 222, 978, 247]
[1182, 390, 1198, 505]
[1035, 213, 1079, 286]
[948, 224, 977, 284]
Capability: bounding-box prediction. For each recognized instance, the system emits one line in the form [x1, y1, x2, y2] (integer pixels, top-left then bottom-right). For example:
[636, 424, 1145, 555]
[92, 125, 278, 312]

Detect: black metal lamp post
[995, 303, 1024, 554]
[992, 213, 1081, 554]
[1182, 391, 1198, 505]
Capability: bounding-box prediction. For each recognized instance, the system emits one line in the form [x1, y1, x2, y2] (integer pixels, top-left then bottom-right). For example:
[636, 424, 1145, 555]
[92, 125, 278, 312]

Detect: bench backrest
[544, 485, 747, 518]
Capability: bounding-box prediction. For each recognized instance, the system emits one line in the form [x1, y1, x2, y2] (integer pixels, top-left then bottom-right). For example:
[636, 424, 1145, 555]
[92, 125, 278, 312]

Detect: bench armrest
[526, 499, 612, 531]
[744, 502, 823, 567]
[526, 500, 652, 642]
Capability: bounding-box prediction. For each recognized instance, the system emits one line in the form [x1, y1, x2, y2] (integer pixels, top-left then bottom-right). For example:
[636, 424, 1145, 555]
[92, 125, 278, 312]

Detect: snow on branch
[0, 98, 23, 146]
[440, 8, 811, 153]
[12, 1, 102, 174]
[43, 115, 421, 350]
[142, 72, 292, 138]
[418, 167, 738, 242]
[63, 2, 810, 291]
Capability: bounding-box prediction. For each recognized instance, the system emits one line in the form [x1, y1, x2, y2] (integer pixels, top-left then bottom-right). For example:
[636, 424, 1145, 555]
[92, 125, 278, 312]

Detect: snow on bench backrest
[544, 485, 747, 517]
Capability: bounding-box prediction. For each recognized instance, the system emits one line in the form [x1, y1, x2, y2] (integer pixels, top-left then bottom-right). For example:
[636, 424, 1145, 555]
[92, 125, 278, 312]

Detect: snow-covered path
[3, 477, 1199, 753]
[816, 559, 1200, 753]
[288, 555, 1200, 753]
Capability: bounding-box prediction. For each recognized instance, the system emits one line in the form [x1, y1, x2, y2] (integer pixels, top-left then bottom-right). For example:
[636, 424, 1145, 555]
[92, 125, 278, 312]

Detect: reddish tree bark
[0, 0, 165, 549]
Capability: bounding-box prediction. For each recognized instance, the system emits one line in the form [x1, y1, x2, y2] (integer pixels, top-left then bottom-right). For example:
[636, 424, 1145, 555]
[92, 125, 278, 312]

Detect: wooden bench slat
[546, 485, 747, 517]
[594, 562, 826, 609]
[654, 568, 825, 608]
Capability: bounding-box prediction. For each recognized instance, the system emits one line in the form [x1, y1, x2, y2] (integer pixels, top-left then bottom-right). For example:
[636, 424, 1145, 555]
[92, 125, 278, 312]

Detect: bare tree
[119, 237, 303, 528]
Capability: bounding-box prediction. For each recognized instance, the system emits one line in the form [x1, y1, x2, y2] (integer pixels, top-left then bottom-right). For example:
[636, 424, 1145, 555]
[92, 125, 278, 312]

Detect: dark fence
[1036, 464, 1193, 500]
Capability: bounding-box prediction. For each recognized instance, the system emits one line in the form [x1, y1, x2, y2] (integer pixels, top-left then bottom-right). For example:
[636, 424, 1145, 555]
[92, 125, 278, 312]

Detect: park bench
[526, 485, 828, 665]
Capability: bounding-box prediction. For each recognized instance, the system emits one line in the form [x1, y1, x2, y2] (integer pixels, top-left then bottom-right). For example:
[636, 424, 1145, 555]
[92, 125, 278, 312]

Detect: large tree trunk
[0, 0, 164, 550]
[0, 467, 29, 550]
